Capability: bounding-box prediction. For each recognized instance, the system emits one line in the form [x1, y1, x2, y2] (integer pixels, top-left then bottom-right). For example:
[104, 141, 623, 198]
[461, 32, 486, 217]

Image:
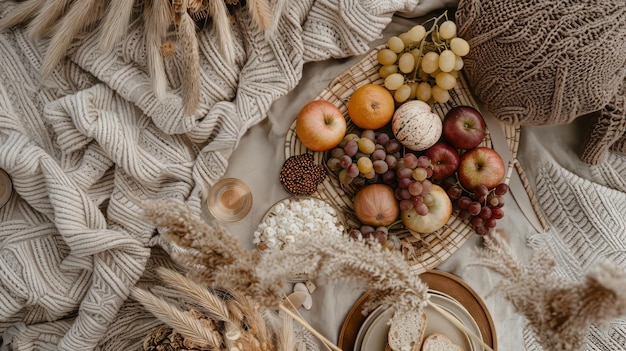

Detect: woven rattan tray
[285, 45, 524, 273]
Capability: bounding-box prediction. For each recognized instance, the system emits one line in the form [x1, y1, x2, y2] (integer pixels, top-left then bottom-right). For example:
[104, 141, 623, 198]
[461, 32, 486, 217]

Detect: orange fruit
[347, 84, 395, 129]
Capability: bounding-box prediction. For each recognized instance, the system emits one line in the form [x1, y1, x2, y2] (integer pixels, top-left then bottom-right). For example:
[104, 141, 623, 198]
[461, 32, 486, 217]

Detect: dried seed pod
[279, 153, 327, 196]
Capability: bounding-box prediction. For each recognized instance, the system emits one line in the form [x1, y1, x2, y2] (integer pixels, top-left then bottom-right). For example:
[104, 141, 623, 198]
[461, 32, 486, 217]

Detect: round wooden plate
[338, 269, 497, 351]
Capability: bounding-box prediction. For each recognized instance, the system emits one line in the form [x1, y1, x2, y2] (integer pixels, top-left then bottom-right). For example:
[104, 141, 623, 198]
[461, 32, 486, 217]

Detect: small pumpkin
[353, 184, 399, 227]
[392, 100, 442, 151]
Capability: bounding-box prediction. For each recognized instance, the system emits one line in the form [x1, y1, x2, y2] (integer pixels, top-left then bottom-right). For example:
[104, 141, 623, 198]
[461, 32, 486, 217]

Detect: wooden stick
[278, 304, 343, 351]
[426, 300, 494, 351]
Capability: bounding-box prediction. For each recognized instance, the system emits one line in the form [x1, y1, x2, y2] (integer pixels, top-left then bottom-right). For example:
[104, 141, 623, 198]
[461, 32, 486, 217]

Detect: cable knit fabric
[0, 0, 420, 349]
[454, 0, 626, 165]
[526, 161, 626, 350]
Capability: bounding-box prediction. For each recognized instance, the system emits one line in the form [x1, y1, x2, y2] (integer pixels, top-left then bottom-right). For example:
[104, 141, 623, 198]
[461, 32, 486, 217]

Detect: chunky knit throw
[0, 0, 422, 349]
[455, 0, 626, 164]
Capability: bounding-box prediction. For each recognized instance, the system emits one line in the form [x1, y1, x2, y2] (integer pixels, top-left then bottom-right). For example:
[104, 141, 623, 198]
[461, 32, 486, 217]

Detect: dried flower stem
[278, 305, 341, 351]
[99, 0, 136, 51]
[156, 267, 230, 321]
[208, 0, 236, 64]
[130, 287, 221, 348]
[179, 11, 201, 116]
[26, 0, 72, 39]
[144, 0, 171, 99]
[0, 0, 45, 29]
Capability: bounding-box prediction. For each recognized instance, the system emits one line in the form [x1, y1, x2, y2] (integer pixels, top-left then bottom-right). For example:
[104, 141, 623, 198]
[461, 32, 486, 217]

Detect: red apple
[401, 184, 453, 234]
[295, 100, 347, 152]
[458, 147, 505, 191]
[424, 143, 461, 180]
[442, 106, 486, 150]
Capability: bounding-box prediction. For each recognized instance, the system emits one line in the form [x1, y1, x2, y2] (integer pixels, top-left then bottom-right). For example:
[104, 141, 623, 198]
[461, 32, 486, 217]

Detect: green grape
[429, 68, 441, 78]
[409, 48, 421, 63]
[450, 37, 470, 56]
[384, 73, 405, 91]
[438, 21, 457, 40]
[454, 55, 464, 71]
[417, 68, 430, 82]
[416, 82, 432, 102]
[438, 50, 456, 72]
[398, 32, 413, 47]
[387, 36, 405, 53]
[377, 49, 398, 66]
[435, 71, 457, 90]
[379, 64, 398, 79]
[408, 82, 419, 100]
[398, 52, 416, 73]
[408, 25, 426, 42]
[431, 85, 450, 103]
[394, 84, 412, 103]
[338, 169, 354, 185]
[326, 157, 341, 171]
[421, 51, 439, 74]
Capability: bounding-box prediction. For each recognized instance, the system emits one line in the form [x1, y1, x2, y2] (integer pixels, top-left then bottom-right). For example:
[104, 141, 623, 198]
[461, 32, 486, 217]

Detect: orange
[347, 84, 395, 130]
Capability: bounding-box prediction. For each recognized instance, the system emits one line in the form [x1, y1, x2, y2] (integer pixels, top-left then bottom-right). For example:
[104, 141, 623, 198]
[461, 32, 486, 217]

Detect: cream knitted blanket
[0, 1, 422, 349]
[526, 158, 626, 350]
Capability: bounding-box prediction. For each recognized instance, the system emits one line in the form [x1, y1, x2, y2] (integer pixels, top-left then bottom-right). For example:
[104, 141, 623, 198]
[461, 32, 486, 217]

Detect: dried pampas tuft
[473, 230, 626, 351]
[0, 0, 46, 30]
[0, 0, 287, 116]
[139, 199, 429, 350]
[99, 0, 137, 51]
[144, 0, 171, 100]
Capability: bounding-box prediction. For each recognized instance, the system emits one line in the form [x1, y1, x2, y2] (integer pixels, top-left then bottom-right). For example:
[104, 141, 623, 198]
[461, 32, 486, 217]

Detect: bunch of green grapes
[376, 13, 470, 104]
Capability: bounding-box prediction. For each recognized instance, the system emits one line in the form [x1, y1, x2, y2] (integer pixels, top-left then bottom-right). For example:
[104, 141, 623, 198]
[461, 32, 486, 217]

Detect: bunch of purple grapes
[326, 130, 403, 187]
[347, 225, 400, 250]
[394, 153, 434, 216]
[442, 177, 507, 235]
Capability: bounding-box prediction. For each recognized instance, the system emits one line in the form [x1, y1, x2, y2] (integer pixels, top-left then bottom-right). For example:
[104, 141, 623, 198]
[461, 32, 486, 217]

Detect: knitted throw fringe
[472, 231, 626, 351]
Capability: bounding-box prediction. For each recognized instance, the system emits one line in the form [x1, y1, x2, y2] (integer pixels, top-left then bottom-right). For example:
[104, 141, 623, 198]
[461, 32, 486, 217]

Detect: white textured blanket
[0, 1, 421, 349]
[525, 156, 626, 350]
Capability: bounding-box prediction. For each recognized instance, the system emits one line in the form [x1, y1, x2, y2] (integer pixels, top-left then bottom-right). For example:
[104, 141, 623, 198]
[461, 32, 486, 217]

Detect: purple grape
[412, 195, 423, 208]
[331, 148, 345, 159]
[372, 149, 386, 161]
[485, 218, 497, 228]
[495, 183, 509, 196]
[468, 202, 481, 216]
[474, 226, 487, 235]
[417, 155, 431, 168]
[457, 196, 472, 210]
[415, 203, 429, 216]
[398, 177, 412, 189]
[471, 216, 484, 228]
[344, 140, 358, 156]
[447, 186, 462, 200]
[400, 199, 414, 211]
[340, 155, 353, 169]
[385, 139, 402, 154]
[491, 207, 504, 219]
[408, 181, 423, 196]
[458, 210, 472, 220]
[474, 184, 489, 198]
[403, 153, 418, 169]
[346, 163, 360, 177]
[421, 179, 432, 195]
[397, 167, 413, 179]
[385, 154, 398, 169]
[479, 206, 492, 220]
[373, 160, 389, 174]
[382, 170, 396, 184]
[376, 133, 391, 145]
[400, 189, 412, 200]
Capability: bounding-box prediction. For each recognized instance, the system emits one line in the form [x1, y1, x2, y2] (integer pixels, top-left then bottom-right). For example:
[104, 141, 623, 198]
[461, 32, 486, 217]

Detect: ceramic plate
[353, 306, 384, 351]
[358, 293, 480, 351]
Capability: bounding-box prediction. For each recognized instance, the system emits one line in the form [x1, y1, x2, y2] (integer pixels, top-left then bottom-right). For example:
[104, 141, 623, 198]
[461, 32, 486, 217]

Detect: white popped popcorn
[253, 196, 345, 251]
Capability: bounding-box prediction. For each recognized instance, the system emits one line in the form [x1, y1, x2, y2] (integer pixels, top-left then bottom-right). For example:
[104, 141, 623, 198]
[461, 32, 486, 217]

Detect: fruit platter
[282, 14, 519, 273]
